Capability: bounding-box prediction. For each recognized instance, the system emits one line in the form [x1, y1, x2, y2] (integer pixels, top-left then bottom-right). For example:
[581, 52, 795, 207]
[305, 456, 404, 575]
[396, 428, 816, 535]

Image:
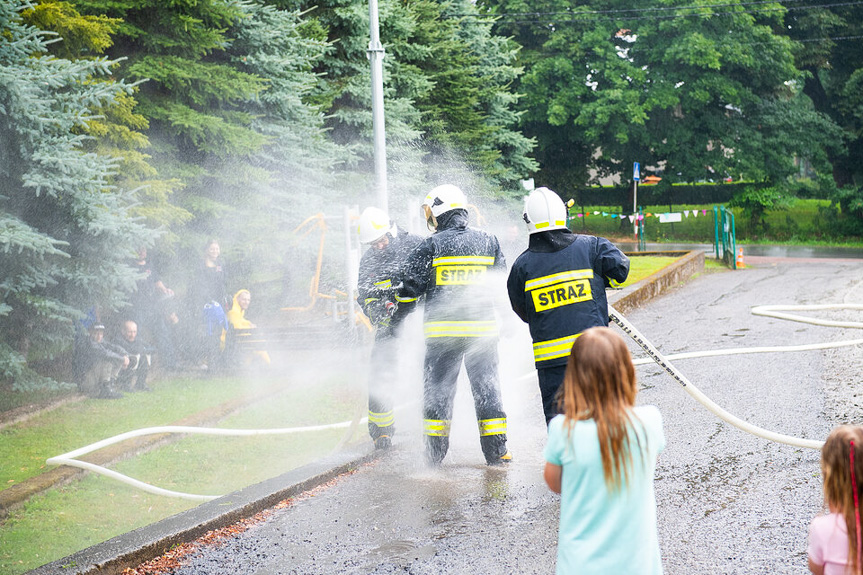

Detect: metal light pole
[368, 0, 388, 214]
[632, 162, 640, 242]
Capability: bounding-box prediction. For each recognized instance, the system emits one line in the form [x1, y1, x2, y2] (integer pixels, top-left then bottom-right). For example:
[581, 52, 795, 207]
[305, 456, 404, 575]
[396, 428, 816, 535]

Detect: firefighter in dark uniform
[399, 185, 511, 466]
[507, 187, 630, 424]
[356, 206, 423, 449]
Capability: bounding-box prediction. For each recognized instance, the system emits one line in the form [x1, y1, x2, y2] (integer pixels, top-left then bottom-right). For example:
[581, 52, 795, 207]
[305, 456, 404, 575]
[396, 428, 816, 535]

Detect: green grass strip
[0, 372, 362, 574]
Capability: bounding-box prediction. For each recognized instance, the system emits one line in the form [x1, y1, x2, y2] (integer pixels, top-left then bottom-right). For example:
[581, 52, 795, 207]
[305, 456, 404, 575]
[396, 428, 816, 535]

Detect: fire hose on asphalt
[609, 303, 863, 452]
[46, 304, 862, 500]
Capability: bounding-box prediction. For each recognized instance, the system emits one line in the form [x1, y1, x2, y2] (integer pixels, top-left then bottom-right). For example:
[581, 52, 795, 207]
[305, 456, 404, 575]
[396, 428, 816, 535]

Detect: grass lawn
[1, 375, 266, 490]
[620, 255, 681, 286]
[570, 199, 856, 244]
[0, 352, 366, 575]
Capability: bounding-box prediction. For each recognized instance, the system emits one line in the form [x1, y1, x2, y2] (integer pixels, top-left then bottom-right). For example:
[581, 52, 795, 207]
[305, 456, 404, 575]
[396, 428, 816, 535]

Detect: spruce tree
[221, 1, 354, 291]
[275, 0, 535, 206]
[22, 0, 189, 238]
[0, 0, 153, 390]
[405, 0, 537, 194]
[71, 0, 270, 255]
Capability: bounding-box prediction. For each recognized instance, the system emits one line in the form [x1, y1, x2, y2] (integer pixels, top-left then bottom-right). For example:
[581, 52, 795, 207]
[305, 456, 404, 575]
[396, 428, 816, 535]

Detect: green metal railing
[637, 207, 646, 251]
[713, 205, 737, 269]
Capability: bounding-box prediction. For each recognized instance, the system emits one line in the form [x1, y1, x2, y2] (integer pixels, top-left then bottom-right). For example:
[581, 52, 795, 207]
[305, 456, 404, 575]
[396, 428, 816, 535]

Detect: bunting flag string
[571, 208, 710, 220]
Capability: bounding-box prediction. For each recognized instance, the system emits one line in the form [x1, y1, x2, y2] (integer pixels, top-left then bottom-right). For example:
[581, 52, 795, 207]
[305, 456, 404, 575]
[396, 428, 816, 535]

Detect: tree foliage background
[1, 0, 153, 389]
[1, 0, 861, 389]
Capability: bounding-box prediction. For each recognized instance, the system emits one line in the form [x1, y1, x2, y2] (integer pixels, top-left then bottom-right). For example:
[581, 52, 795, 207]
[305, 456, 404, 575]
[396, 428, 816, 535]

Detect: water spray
[609, 304, 863, 451]
[46, 303, 861, 499]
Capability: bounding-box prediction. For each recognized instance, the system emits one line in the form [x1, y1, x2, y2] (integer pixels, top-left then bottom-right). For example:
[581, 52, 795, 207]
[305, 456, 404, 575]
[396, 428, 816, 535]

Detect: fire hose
[47, 304, 861, 499]
[609, 303, 863, 451]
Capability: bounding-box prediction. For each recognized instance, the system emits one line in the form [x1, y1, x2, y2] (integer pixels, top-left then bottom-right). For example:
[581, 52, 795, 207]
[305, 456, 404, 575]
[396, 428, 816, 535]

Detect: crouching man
[113, 320, 152, 392]
[75, 323, 129, 399]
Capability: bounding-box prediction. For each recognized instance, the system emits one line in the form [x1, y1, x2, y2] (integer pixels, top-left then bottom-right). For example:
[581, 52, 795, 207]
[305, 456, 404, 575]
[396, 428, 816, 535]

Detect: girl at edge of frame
[809, 426, 863, 575]
[543, 326, 666, 575]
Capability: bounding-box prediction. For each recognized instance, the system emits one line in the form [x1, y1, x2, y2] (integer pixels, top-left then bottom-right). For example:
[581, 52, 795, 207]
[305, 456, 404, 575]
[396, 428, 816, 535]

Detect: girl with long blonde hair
[809, 425, 863, 575]
[543, 326, 666, 574]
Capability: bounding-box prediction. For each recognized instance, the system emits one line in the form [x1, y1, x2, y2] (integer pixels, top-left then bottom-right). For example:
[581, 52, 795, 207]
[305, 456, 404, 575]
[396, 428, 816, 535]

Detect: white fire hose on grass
[609, 303, 863, 452]
[46, 420, 371, 502]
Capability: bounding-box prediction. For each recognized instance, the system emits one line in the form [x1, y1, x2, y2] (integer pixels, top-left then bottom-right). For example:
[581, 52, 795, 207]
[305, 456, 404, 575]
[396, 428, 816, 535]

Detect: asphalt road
[164, 257, 863, 575]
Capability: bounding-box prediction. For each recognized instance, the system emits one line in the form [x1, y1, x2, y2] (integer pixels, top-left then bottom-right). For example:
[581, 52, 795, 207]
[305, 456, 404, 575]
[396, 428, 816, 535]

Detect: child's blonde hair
[560, 326, 640, 490]
[822, 425, 863, 574]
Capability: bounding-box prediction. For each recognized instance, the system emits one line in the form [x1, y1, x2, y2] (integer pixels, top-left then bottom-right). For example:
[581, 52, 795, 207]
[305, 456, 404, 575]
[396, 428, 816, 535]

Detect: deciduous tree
[481, 0, 840, 195]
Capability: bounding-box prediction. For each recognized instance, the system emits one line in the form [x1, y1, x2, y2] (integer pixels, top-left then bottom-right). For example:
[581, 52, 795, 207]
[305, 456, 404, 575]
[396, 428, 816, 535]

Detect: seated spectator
[74, 323, 128, 399]
[112, 320, 152, 392]
[223, 289, 271, 367]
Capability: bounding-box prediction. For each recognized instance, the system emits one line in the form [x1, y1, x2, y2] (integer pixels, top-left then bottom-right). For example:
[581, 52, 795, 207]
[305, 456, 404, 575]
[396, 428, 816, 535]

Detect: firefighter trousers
[367, 327, 400, 442]
[422, 337, 508, 465]
[537, 364, 567, 425]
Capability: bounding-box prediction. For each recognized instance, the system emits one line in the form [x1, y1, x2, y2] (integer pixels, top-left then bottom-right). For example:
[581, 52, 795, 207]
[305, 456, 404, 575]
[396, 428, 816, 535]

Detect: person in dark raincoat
[507, 187, 630, 424]
[399, 185, 511, 466]
[356, 207, 423, 449]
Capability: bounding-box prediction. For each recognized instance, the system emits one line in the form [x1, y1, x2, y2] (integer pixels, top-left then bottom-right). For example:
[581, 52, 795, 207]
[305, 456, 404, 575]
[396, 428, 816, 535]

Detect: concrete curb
[609, 250, 706, 315]
[29, 442, 378, 575]
[27, 250, 706, 575]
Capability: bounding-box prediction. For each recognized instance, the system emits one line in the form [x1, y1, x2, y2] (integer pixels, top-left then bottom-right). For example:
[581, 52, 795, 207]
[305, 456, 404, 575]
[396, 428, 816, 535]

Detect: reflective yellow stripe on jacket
[532, 333, 582, 364]
[478, 418, 507, 436]
[424, 419, 451, 437]
[424, 321, 499, 338]
[432, 256, 495, 267]
[368, 410, 394, 428]
[523, 269, 593, 291]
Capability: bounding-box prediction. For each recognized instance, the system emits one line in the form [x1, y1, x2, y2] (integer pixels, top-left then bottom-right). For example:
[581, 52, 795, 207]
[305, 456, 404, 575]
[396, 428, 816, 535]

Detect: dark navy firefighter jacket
[506, 229, 630, 368]
[357, 226, 423, 335]
[399, 210, 506, 338]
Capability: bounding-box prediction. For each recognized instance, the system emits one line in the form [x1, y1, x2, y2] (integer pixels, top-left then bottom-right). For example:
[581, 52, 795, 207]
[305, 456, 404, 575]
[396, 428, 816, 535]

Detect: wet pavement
[143, 255, 863, 575]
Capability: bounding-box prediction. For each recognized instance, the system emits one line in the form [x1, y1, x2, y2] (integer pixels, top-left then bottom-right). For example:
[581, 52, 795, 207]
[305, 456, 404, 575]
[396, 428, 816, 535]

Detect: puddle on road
[361, 539, 437, 570]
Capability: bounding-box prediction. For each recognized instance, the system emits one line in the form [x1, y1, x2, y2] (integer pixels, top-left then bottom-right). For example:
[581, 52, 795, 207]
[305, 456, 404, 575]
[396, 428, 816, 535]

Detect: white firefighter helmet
[422, 184, 467, 231]
[357, 206, 395, 244]
[522, 187, 569, 234]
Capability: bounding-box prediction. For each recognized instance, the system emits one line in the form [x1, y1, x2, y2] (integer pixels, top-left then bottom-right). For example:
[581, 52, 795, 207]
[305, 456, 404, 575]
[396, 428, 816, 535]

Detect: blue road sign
[633, 162, 641, 182]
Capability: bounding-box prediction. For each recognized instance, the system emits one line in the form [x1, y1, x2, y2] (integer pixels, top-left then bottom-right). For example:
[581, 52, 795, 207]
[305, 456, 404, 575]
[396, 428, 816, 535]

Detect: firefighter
[507, 187, 630, 424]
[356, 206, 423, 449]
[399, 185, 511, 466]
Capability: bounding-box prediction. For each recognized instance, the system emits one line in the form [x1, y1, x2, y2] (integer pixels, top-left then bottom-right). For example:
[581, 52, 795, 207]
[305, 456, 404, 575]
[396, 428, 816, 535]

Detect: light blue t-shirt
[544, 405, 665, 575]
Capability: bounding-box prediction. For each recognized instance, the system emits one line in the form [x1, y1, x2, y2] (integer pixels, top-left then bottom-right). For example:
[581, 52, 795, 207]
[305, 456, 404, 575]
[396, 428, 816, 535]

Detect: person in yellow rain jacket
[398, 185, 511, 467]
[222, 289, 270, 367]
